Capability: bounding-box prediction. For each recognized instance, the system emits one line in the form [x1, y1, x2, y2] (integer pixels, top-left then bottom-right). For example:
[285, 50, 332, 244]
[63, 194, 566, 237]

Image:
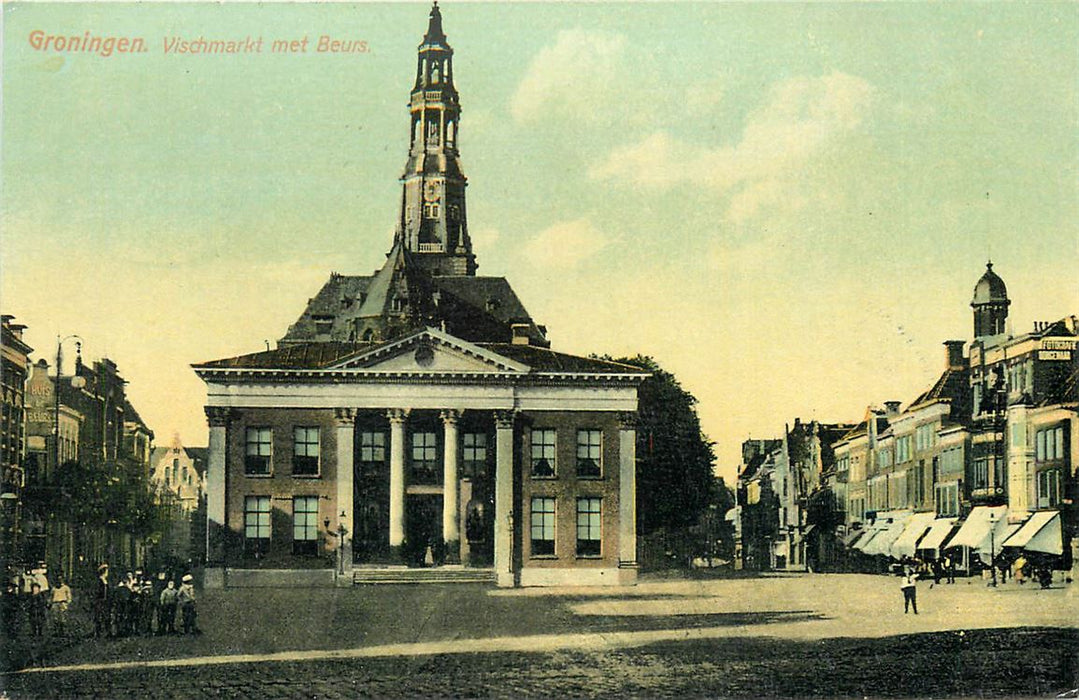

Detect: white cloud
[590, 72, 876, 221]
[523, 218, 608, 268]
[510, 29, 627, 125]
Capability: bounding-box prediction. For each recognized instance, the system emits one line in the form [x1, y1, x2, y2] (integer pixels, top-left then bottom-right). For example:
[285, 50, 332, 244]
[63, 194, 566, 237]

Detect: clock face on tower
[423, 180, 441, 202]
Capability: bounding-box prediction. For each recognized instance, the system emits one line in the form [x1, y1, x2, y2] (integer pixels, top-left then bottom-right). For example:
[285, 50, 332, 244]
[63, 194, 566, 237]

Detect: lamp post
[988, 511, 998, 587]
[325, 511, 349, 575]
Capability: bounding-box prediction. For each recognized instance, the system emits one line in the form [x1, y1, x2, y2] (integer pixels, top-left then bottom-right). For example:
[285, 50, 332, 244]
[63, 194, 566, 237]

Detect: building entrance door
[404, 494, 443, 566]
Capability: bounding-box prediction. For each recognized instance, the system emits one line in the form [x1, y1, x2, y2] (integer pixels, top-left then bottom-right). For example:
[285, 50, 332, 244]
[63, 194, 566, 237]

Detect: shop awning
[852, 529, 880, 552]
[842, 528, 866, 548]
[889, 512, 937, 559]
[1003, 510, 1063, 555]
[861, 512, 911, 557]
[916, 518, 958, 553]
[946, 505, 1008, 551]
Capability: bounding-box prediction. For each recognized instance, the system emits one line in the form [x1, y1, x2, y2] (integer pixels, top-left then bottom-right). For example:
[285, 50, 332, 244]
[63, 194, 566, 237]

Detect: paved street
[3, 573, 1077, 697]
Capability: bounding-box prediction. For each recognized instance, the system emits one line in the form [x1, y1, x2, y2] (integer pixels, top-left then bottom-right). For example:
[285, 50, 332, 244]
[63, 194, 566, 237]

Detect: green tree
[611, 356, 717, 535]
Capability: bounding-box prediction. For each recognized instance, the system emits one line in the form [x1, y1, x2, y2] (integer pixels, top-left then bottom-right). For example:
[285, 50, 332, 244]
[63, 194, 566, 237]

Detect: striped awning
[1003, 510, 1063, 555]
[917, 518, 958, 553]
[890, 512, 937, 559]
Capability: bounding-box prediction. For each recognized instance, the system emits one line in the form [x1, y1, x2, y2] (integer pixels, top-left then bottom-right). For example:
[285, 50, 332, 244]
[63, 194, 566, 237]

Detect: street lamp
[988, 511, 998, 587]
[325, 511, 349, 575]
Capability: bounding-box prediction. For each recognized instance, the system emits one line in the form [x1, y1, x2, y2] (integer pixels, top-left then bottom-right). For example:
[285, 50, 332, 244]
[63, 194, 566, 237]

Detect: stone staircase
[352, 565, 495, 585]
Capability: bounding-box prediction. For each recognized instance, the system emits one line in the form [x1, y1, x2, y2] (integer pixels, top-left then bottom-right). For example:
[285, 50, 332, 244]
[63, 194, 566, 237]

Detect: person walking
[93, 563, 111, 638]
[178, 574, 198, 634]
[49, 575, 73, 637]
[901, 567, 918, 614]
[159, 579, 179, 635]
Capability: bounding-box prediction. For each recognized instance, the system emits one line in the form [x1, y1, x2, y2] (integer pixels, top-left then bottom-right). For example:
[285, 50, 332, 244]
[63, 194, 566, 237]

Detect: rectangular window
[1054, 427, 1065, 461]
[292, 427, 320, 476]
[935, 483, 959, 517]
[1010, 424, 1024, 448]
[896, 436, 912, 464]
[530, 497, 556, 556]
[1037, 470, 1061, 508]
[973, 457, 989, 489]
[531, 429, 556, 477]
[244, 495, 270, 555]
[576, 429, 602, 478]
[462, 432, 488, 477]
[576, 498, 602, 556]
[360, 431, 385, 463]
[411, 431, 438, 483]
[293, 496, 319, 555]
[245, 428, 272, 475]
[912, 462, 926, 506]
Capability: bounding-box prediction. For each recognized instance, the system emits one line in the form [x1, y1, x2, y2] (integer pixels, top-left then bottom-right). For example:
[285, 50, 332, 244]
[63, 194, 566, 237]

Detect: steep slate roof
[280, 266, 546, 347]
[195, 338, 646, 375]
[909, 367, 967, 410]
[123, 399, 153, 435]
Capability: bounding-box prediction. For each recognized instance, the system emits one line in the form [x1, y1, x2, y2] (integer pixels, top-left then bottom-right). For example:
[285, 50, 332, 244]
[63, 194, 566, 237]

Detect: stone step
[352, 567, 495, 585]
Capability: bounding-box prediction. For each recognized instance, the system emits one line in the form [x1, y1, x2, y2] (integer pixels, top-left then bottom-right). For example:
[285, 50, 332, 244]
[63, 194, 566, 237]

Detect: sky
[3, 2, 1077, 482]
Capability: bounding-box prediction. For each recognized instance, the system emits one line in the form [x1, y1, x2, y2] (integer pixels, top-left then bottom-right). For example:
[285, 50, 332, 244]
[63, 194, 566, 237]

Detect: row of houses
[735, 264, 1078, 578]
[0, 315, 206, 584]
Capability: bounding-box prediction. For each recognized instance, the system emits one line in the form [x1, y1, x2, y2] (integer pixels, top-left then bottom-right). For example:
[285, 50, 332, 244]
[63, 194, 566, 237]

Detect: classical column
[204, 407, 232, 589]
[387, 408, 409, 551]
[618, 412, 639, 584]
[334, 408, 356, 579]
[440, 409, 462, 563]
[494, 410, 516, 587]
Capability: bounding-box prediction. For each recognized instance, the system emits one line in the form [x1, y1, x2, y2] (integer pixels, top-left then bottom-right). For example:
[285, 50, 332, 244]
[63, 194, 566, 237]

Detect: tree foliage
[612, 355, 717, 535]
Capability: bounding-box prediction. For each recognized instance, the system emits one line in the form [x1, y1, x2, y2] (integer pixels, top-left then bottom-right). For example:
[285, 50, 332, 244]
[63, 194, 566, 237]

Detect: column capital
[618, 411, 639, 430]
[334, 408, 357, 426]
[205, 407, 235, 428]
[439, 408, 462, 425]
[386, 408, 411, 424]
[493, 410, 516, 430]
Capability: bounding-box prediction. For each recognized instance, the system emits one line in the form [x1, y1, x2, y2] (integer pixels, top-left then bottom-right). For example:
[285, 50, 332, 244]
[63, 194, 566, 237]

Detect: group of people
[2, 563, 73, 638]
[93, 563, 199, 637]
[1, 561, 200, 640]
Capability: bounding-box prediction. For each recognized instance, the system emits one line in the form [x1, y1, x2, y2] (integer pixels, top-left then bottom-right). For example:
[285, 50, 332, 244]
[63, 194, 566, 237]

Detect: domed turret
[971, 261, 1010, 339]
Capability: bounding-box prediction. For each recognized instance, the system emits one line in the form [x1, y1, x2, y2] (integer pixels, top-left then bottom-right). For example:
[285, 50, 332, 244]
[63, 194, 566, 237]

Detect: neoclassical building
[195, 5, 646, 587]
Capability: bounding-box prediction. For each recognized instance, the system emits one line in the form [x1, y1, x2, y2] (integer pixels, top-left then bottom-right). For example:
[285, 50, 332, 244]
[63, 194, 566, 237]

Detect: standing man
[158, 579, 178, 635]
[178, 574, 197, 634]
[49, 575, 73, 637]
[27, 582, 47, 637]
[152, 572, 168, 634]
[901, 566, 918, 614]
[93, 563, 111, 638]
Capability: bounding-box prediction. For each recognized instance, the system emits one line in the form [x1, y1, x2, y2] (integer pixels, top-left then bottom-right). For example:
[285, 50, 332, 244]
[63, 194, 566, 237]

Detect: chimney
[884, 401, 901, 416]
[943, 340, 966, 370]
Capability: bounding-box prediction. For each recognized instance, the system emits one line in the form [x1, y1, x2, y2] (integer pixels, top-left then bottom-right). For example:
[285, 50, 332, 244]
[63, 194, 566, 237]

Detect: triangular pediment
[329, 327, 530, 373]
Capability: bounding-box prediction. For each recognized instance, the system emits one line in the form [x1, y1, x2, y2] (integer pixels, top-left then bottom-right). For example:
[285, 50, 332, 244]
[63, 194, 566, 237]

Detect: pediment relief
[330, 328, 529, 374]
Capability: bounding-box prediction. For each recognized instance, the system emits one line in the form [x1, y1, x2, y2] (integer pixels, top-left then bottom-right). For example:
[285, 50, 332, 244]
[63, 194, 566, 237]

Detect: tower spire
[396, 3, 476, 276]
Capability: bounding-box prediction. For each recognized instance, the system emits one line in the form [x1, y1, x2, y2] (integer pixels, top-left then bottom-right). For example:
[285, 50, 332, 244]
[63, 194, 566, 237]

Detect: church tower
[971, 261, 1010, 339]
[396, 2, 476, 276]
